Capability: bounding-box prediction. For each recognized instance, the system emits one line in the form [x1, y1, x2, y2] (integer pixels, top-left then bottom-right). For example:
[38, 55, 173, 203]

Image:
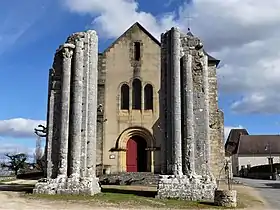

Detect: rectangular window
[134, 42, 141, 61]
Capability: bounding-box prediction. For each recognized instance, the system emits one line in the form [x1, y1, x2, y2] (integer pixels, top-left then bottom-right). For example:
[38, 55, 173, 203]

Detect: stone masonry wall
[208, 64, 225, 179]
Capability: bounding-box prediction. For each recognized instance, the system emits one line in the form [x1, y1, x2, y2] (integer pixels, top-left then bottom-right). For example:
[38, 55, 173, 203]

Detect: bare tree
[1, 153, 27, 176]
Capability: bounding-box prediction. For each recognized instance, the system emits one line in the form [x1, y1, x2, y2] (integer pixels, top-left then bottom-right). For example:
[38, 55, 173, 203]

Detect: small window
[144, 84, 153, 110]
[132, 79, 142, 109]
[121, 84, 129, 110]
[134, 42, 141, 61]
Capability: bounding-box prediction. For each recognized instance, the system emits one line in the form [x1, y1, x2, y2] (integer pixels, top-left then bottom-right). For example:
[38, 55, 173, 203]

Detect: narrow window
[132, 79, 141, 109]
[144, 84, 153, 110]
[121, 84, 129, 110]
[134, 42, 141, 61]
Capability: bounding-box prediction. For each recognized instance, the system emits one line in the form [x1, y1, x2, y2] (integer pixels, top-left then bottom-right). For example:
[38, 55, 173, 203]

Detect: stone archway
[115, 127, 155, 172]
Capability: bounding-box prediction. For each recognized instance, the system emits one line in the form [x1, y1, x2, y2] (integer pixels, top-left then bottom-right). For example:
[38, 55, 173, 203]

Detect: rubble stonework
[33, 30, 101, 195]
[157, 27, 218, 201]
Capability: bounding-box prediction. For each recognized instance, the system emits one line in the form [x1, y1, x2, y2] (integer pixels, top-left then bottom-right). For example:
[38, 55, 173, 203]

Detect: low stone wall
[156, 174, 217, 201]
[99, 172, 159, 186]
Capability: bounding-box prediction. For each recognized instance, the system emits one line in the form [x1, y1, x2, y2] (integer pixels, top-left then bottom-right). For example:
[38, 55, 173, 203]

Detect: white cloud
[63, 0, 280, 114]
[224, 125, 243, 141]
[0, 118, 46, 138]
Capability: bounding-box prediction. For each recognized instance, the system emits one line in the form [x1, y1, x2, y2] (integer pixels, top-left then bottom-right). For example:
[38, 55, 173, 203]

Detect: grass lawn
[23, 184, 264, 209]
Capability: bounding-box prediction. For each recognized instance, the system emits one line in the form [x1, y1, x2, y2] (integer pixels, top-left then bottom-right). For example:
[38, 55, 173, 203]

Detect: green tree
[1, 153, 27, 176]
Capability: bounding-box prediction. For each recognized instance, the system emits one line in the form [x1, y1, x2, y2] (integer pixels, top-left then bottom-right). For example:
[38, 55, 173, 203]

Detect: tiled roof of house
[225, 128, 280, 156]
[238, 135, 280, 155]
[225, 129, 249, 156]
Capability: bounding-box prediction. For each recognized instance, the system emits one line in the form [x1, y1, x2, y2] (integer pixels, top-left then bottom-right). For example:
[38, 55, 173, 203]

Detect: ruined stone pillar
[170, 27, 182, 175]
[202, 55, 211, 175]
[160, 33, 167, 174]
[183, 54, 195, 175]
[80, 33, 89, 177]
[46, 69, 54, 178]
[58, 44, 74, 177]
[87, 31, 98, 177]
[33, 30, 100, 196]
[69, 36, 84, 177]
[165, 31, 173, 174]
[157, 28, 217, 201]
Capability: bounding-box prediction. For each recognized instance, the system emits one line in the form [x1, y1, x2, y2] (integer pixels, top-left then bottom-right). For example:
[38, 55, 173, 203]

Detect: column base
[33, 176, 101, 195]
[156, 174, 217, 201]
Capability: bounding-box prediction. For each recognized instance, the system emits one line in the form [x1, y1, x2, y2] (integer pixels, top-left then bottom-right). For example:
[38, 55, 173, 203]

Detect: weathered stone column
[171, 27, 182, 175]
[69, 36, 84, 177]
[58, 44, 74, 177]
[183, 54, 195, 175]
[166, 32, 173, 174]
[87, 31, 98, 177]
[202, 55, 211, 175]
[80, 33, 89, 177]
[160, 33, 167, 174]
[46, 69, 54, 178]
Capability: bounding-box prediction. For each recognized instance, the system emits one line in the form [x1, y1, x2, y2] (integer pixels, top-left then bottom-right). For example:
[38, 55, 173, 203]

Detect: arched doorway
[115, 127, 156, 173]
[126, 136, 147, 172]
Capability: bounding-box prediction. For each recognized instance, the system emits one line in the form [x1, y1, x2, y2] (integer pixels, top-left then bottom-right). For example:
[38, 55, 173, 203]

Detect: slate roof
[102, 22, 220, 65]
[225, 129, 249, 156]
[238, 135, 280, 155]
[225, 128, 280, 156]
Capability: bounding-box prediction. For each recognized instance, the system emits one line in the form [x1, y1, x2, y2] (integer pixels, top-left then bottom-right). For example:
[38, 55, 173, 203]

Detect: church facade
[95, 22, 225, 177]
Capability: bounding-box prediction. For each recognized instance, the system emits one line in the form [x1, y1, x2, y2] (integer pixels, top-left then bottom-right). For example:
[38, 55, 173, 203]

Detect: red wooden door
[126, 138, 138, 172]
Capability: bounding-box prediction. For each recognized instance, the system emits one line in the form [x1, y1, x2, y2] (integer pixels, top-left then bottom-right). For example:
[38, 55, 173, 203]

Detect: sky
[0, 0, 280, 158]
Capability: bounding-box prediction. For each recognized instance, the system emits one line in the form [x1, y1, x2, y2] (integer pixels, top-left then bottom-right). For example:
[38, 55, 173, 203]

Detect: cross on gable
[185, 8, 194, 31]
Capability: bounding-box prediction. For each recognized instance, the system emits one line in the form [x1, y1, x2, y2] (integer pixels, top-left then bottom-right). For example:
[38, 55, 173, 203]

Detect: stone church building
[95, 22, 225, 177]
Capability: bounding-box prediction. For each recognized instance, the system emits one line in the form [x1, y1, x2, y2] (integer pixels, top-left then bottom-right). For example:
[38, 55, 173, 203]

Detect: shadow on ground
[101, 187, 157, 197]
[0, 184, 34, 193]
[257, 183, 280, 189]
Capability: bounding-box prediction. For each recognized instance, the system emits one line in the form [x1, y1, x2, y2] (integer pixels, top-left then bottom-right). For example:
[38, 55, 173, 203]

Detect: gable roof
[225, 129, 249, 156]
[102, 22, 220, 66]
[238, 135, 280, 155]
[102, 22, 160, 54]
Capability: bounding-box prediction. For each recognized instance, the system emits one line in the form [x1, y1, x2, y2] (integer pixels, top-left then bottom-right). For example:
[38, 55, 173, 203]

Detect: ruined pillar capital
[59, 43, 75, 59]
[61, 48, 74, 59]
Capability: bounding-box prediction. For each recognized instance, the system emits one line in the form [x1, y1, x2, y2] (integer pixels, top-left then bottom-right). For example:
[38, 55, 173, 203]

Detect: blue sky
[0, 0, 280, 156]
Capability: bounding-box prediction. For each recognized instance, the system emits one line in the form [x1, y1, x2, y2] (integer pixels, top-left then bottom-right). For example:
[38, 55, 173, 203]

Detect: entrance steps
[99, 172, 159, 186]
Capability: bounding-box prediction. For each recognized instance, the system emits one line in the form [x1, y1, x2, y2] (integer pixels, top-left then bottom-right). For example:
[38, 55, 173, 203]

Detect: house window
[132, 79, 141, 109]
[120, 84, 129, 110]
[134, 42, 141, 61]
[144, 84, 153, 110]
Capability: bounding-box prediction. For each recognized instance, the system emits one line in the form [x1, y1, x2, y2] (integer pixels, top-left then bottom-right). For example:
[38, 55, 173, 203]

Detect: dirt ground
[0, 179, 269, 210]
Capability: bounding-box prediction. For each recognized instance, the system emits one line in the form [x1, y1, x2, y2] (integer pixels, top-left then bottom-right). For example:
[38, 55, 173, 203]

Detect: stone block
[156, 174, 217, 201]
[33, 176, 101, 196]
[214, 189, 237, 208]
